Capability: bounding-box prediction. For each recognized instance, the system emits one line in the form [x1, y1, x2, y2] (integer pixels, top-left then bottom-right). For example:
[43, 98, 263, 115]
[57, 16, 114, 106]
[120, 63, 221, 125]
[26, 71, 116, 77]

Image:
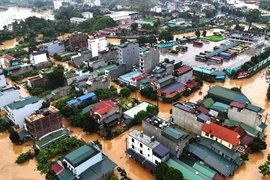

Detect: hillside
[101, 0, 157, 10]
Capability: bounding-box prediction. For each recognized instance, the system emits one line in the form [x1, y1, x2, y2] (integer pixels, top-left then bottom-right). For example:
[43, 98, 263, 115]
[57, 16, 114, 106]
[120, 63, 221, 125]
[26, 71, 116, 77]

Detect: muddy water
[0, 133, 43, 180]
[0, 38, 17, 50]
[228, 0, 270, 14]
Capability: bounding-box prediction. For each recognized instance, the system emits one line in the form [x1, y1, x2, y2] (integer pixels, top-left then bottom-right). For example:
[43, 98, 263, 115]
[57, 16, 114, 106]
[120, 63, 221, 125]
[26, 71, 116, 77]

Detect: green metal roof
[18, 129, 29, 141]
[205, 41, 242, 58]
[167, 158, 211, 180]
[65, 145, 98, 167]
[5, 96, 40, 110]
[210, 71, 226, 76]
[124, 102, 151, 119]
[155, 68, 165, 74]
[201, 98, 214, 108]
[140, 47, 149, 53]
[192, 162, 217, 178]
[246, 104, 261, 112]
[156, 75, 174, 84]
[58, 169, 75, 180]
[210, 102, 229, 112]
[162, 127, 188, 141]
[80, 103, 98, 115]
[36, 128, 71, 149]
[223, 119, 259, 136]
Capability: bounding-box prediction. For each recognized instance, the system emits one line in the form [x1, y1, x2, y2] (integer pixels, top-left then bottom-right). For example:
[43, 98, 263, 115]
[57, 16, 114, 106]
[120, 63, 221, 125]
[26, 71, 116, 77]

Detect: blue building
[43, 41, 65, 55]
[67, 92, 96, 106]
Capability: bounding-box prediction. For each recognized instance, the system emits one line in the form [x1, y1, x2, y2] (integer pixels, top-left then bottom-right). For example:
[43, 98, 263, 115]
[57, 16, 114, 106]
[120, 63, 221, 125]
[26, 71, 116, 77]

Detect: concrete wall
[171, 106, 203, 134]
[142, 120, 189, 158]
[0, 73, 6, 87]
[140, 48, 160, 73]
[90, 59, 107, 69]
[44, 42, 65, 55]
[118, 43, 139, 70]
[71, 52, 92, 66]
[75, 152, 102, 175]
[176, 70, 193, 84]
[98, 49, 118, 60]
[105, 65, 126, 79]
[32, 53, 48, 64]
[100, 106, 119, 122]
[228, 107, 261, 128]
[159, 78, 174, 88]
[0, 89, 20, 109]
[83, 78, 110, 94]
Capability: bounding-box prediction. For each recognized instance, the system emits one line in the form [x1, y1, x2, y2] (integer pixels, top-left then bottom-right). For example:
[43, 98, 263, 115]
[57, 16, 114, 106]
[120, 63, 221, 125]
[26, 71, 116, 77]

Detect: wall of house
[0, 73, 6, 87]
[9, 101, 42, 128]
[172, 106, 202, 134]
[101, 106, 119, 120]
[44, 42, 65, 55]
[98, 49, 118, 60]
[88, 39, 99, 57]
[228, 107, 260, 128]
[176, 70, 193, 84]
[201, 131, 235, 149]
[105, 65, 126, 79]
[90, 59, 107, 69]
[128, 135, 154, 163]
[142, 120, 189, 158]
[75, 151, 102, 175]
[0, 89, 20, 109]
[83, 79, 109, 94]
[118, 43, 139, 70]
[32, 54, 48, 64]
[159, 78, 174, 89]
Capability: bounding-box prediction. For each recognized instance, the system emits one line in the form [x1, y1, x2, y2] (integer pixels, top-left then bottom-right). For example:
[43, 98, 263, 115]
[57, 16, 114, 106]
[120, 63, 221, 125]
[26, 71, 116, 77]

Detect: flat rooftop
[118, 71, 142, 84]
[129, 129, 160, 149]
[159, 82, 185, 93]
[107, 11, 138, 18]
[124, 102, 151, 119]
[25, 106, 59, 122]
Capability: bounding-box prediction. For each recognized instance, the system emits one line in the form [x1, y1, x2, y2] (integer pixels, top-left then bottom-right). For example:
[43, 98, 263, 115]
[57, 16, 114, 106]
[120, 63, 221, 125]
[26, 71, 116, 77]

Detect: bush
[140, 86, 158, 101]
[240, 153, 249, 161]
[120, 88, 131, 98]
[0, 118, 10, 132]
[16, 151, 34, 164]
[127, 85, 137, 92]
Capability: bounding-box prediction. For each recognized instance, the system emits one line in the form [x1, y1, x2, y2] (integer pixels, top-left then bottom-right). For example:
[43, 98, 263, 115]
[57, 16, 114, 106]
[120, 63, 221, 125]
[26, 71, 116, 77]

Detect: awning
[103, 113, 120, 124]
[126, 148, 145, 163]
[142, 160, 156, 171]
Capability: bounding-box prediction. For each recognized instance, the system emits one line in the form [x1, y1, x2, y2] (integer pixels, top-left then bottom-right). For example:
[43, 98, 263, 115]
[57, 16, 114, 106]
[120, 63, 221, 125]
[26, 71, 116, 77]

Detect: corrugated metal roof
[80, 103, 98, 115]
[5, 96, 40, 110]
[201, 98, 215, 108]
[162, 127, 188, 141]
[210, 102, 229, 112]
[246, 103, 261, 112]
[192, 162, 217, 179]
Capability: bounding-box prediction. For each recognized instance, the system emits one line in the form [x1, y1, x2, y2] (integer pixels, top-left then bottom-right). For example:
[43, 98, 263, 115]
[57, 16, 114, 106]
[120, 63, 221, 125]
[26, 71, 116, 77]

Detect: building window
[210, 134, 214, 138]
[148, 148, 150, 151]
[140, 150, 143, 154]
[205, 132, 209, 137]
[140, 143, 143, 148]
[148, 154, 150, 157]
[237, 108, 242, 112]
[155, 160, 158, 164]
[132, 138, 134, 143]
[132, 145, 134, 149]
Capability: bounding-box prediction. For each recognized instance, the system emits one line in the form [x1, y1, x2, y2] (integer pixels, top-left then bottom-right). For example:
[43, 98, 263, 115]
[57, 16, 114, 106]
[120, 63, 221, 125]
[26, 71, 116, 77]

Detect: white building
[127, 130, 170, 168]
[53, 0, 62, 10]
[0, 70, 7, 87]
[3, 96, 42, 128]
[0, 86, 20, 110]
[82, 12, 93, 19]
[30, 50, 48, 65]
[88, 35, 108, 57]
[150, 6, 162, 13]
[106, 11, 138, 21]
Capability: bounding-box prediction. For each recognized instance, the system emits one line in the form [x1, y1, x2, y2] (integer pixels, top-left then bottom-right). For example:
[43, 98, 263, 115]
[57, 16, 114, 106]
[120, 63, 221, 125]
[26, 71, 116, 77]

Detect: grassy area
[206, 35, 225, 42]
[144, 18, 157, 23]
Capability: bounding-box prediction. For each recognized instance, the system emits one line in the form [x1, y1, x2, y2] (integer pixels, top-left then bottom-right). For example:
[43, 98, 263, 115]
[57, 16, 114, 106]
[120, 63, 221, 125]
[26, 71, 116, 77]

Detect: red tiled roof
[213, 173, 226, 180]
[185, 79, 199, 88]
[131, 73, 148, 81]
[240, 134, 254, 146]
[232, 126, 246, 139]
[51, 162, 64, 175]
[230, 101, 246, 108]
[4, 54, 15, 61]
[197, 106, 209, 114]
[202, 122, 240, 146]
[175, 66, 192, 74]
[91, 101, 117, 115]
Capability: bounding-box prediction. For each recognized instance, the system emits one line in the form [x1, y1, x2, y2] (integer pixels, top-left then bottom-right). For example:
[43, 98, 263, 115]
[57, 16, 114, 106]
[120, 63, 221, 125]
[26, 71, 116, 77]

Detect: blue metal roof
[103, 113, 120, 124]
[173, 102, 193, 112]
[78, 92, 96, 102]
[66, 99, 79, 106]
[153, 144, 170, 157]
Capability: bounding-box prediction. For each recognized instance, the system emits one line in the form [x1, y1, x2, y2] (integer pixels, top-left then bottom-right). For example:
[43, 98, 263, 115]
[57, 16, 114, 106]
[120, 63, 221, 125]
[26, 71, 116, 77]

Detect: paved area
[160, 40, 267, 71]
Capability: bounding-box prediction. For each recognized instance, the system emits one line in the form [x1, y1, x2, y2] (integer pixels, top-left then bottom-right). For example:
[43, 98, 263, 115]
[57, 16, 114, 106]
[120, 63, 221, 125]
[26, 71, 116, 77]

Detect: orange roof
[131, 73, 148, 81]
[4, 54, 15, 61]
[175, 66, 192, 74]
[91, 101, 117, 115]
[201, 122, 240, 146]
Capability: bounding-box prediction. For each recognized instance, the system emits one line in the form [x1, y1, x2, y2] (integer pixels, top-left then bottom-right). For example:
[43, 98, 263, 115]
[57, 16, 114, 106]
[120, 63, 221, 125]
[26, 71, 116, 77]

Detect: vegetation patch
[206, 35, 225, 42]
[16, 151, 34, 164]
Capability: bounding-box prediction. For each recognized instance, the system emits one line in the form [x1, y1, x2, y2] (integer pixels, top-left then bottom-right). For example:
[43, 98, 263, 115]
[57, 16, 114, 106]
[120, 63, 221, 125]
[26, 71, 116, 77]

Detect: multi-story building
[24, 106, 62, 140]
[0, 69, 7, 87]
[43, 41, 65, 56]
[3, 97, 43, 128]
[139, 47, 160, 73]
[0, 86, 20, 110]
[126, 129, 170, 172]
[174, 66, 193, 84]
[2, 54, 21, 68]
[30, 50, 48, 65]
[66, 32, 88, 51]
[53, 0, 62, 9]
[27, 69, 51, 88]
[129, 73, 149, 89]
[81, 12, 93, 19]
[88, 35, 108, 57]
[118, 41, 139, 70]
[142, 117, 189, 158]
[171, 102, 211, 134]
[70, 49, 92, 66]
[52, 144, 117, 180]
[201, 122, 240, 150]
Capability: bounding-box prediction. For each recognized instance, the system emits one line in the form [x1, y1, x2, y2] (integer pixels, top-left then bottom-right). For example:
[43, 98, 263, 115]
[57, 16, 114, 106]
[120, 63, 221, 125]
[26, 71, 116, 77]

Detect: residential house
[2, 54, 21, 68]
[71, 49, 92, 66]
[30, 50, 48, 65]
[0, 86, 20, 110]
[228, 101, 265, 129]
[142, 117, 189, 158]
[123, 102, 152, 123]
[118, 71, 142, 85]
[134, 20, 154, 29]
[130, 73, 149, 89]
[24, 106, 62, 140]
[201, 122, 240, 149]
[81, 12, 93, 19]
[66, 92, 96, 106]
[90, 100, 120, 126]
[174, 66, 193, 84]
[81, 75, 109, 94]
[85, 59, 107, 69]
[27, 69, 51, 88]
[126, 129, 170, 172]
[167, 2, 176, 12]
[43, 41, 65, 56]
[118, 41, 139, 70]
[88, 35, 108, 57]
[52, 144, 117, 180]
[106, 11, 138, 22]
[43, 86, 72, 102]
[66, 32, 89, 51]
[150, 6, 162, 13]
[3, 97, 43, 128]
[70, 17, 87, 24]
[0, 69, 7, 87]
[168, 18, 186, 28]
[53, 0, 62, 9]
[139, 47, 160, 73]
[172, 102, 211, 134]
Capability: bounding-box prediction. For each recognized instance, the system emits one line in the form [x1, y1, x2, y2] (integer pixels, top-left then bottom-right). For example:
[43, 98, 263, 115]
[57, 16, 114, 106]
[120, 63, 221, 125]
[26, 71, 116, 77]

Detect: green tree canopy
[131, 23, 138, 31]
[195, 30, 201, 38]
[120, 88, 131, 98]
[47, 65, 65, 89]
[248, 137, 267, 153]
[155, 162, 184, 180]
[9, 128, 21, 144]
[158, 31, 173, 42]
[245, 9, 261, 30]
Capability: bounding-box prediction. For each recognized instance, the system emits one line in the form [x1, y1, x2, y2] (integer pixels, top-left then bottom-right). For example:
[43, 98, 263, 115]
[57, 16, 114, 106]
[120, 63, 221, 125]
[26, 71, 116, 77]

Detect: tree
[231, 87, 241, 92]
[0, 118, 10, 132]
[47, 65, 65, 89]
[195, 30, 201, 38]
[248, 137, 267, 153]
[158, 31, 173, 42]
[131, 23, 138, 31]
[234, 24, 245, 31]
[258, 154, 270, 177]
[166, 167, 184, 180]
[146, 105, 159, 116]
[245, 9, 261, 31]
[240, 153, 249, 161]
[82, 114, 99, 133]
[155, 162, 184, 180]
[120, 88, 131, 98]
[202, 30, 207, 37]
[9, 128, 21, 144]
[120, 38, 127, 44]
